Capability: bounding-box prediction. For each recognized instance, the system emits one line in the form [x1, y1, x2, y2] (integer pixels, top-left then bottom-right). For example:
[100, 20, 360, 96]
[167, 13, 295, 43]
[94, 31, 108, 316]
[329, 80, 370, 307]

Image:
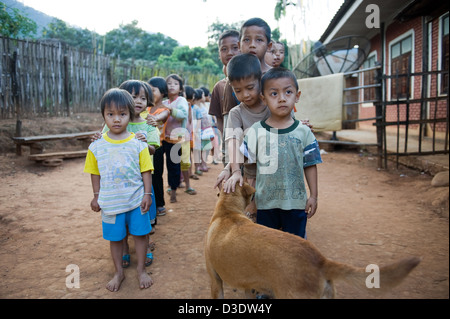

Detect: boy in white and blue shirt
[84, 88, 153, 292]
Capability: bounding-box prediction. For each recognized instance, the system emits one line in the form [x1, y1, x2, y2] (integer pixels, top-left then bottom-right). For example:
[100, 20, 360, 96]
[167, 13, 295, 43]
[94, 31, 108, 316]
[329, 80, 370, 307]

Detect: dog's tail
[323, 256, 421, 293]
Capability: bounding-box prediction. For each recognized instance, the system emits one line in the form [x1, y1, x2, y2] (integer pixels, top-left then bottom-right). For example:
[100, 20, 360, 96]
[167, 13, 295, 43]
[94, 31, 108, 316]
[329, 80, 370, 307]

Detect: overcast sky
[20, 0, 343, 47]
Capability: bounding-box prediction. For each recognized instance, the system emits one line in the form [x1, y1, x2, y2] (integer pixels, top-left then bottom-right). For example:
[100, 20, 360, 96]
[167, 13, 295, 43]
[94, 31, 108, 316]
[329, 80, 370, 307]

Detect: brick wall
[358, 13, 448, 135]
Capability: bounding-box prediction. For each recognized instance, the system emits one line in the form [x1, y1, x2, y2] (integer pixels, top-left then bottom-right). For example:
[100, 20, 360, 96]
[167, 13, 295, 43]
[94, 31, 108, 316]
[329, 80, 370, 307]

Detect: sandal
[156, 207, 166, 216]
[185, 188, 197, 195]
[145, 252, 153, 267]
[166, 188, 172, 194]
[194, 170, 203, 176]
[122, 254, 130, 268]
[190, 174, 199, 180]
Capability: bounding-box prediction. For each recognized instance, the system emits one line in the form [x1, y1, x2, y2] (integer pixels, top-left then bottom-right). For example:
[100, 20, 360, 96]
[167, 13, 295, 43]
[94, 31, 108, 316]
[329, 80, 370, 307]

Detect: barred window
[391, 36, 412, 100]
[441, 14, 449, 94]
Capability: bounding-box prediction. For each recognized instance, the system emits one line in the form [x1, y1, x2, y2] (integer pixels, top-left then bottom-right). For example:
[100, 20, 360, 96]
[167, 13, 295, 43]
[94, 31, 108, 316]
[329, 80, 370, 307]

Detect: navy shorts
[256, 208, 307, 238]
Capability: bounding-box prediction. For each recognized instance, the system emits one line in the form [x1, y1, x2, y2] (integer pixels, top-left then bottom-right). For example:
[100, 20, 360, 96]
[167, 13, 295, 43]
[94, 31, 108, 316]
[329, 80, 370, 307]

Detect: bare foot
[138, 271, 153, 289]
[106, 273, 125, 292]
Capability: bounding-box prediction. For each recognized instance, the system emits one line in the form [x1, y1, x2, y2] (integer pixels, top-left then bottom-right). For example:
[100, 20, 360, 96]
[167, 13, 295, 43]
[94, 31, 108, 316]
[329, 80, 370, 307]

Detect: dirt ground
[0, 114, 448, 300]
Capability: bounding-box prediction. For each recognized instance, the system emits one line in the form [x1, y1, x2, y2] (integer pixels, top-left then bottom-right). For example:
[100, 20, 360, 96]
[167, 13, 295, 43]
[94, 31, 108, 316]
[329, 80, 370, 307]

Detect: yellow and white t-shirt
[84, 132, 153, 216]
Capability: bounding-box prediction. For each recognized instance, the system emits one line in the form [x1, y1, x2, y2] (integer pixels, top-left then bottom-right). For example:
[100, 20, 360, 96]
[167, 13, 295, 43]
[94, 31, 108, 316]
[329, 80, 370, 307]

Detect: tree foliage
[103, 20, 178, 60]
[274, 0, 297, 21]
[0, 1, 37, 39]
[43, 18, 98, 50]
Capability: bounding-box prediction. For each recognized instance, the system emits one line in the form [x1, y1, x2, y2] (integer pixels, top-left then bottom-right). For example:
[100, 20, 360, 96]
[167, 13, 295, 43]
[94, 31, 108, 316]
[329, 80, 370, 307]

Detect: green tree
[172, 46, 211, 66]
[274, 0, 297, 21]
[0, 1, 37, 39]
[104, 20, 178, 61]
[138, 32, 178, 61]
[43, 18, 100, 51]
[206, 20, 243, 72]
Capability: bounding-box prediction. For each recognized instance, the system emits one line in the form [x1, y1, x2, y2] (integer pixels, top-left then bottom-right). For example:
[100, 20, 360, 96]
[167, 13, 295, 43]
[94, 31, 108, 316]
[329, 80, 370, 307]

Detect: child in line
[265, 41, 286, 68]
[241, 67, 322, 237]
[163, 74, 195, 202]
[186, 86, 203, 177]
[101, 80, 160, 269]
[216, 18, 312, 190]
[202, 86, 221, 165]
[219, 53, 268, 196]
[184, 85, 201, 180]
[84, 88, 154, 292]
[147, 77, 170, 216]
[208, 30, 241, 135]
[197, 88, 215, 172]
[239, 17, 273, 74]
[220, 18, 273, 167]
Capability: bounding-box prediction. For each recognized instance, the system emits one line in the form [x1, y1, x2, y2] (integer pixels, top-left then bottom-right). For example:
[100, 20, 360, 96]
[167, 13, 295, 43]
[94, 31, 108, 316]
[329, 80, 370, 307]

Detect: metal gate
[337, 64, 449, 170]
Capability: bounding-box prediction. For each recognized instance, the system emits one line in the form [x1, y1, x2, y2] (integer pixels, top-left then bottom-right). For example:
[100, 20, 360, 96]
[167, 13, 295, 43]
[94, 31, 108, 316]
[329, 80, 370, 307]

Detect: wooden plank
[12, 131, 97, 144]
[29, 150, 87, 161]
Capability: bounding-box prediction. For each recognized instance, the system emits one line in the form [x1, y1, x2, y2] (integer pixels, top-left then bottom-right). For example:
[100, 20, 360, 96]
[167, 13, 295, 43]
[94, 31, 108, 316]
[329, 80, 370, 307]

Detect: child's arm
[148, 145, 156, 155]
[90, 123, 106, 142]
[140, 171, 152, 213]
[214, 162, 231, 190]
[223, 137, 244, 193]
[147, 109, 170, 126]
[169, 101, 189, 122]
[90, 174, 101, 212]
[304, 165, 318, 218]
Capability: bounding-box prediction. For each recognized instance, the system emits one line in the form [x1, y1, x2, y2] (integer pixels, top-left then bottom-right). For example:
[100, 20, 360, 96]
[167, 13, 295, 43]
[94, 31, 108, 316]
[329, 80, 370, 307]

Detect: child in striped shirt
[84, 88, 154, 292]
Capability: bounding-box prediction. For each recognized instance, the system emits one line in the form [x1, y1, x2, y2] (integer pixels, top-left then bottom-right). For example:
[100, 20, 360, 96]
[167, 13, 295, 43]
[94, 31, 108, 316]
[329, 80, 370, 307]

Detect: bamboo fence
[0, 36, 223, 119]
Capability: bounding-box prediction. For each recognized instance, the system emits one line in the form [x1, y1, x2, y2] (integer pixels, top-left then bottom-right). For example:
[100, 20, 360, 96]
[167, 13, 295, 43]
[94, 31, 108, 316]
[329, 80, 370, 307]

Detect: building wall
[358, 12, 448, 136]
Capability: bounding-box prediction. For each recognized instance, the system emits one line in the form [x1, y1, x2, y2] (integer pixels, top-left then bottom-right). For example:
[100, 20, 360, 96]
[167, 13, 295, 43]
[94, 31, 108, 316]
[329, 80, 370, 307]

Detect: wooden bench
[12, 131, 97, 156]
[28, 150, 89, 166]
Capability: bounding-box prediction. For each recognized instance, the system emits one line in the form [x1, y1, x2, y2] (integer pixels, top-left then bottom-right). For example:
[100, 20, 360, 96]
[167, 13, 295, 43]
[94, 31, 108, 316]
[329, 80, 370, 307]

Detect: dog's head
[218, 182, 256, 211]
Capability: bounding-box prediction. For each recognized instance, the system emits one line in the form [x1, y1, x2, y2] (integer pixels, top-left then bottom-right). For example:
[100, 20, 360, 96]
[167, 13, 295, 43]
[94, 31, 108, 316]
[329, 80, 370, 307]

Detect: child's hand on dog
[222, 171, 243, 193]
[214, 168, 231, 190]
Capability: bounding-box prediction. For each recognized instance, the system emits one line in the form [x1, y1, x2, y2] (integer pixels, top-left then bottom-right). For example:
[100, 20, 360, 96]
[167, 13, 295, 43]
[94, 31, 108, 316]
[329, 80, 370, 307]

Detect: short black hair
[261, 67, 299, 94]
[119, 80, 146, 97]
[100, 88, 135, 121]
[118, 79, 154, 107]
[148, 76, 168, 98]
[199, 86, 210, 97]
[142, 81, 155, 107]
[184, 85, 195, 100]
[194, 88, 204, 100]
[219, 30, 240, 46]
[227, 53, 261, 83]
[240, 17, 271, 43]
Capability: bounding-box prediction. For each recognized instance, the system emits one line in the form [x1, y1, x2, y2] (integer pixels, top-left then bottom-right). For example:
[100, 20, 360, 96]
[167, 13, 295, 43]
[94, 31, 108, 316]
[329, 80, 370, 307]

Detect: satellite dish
[293, 35, 371, 79]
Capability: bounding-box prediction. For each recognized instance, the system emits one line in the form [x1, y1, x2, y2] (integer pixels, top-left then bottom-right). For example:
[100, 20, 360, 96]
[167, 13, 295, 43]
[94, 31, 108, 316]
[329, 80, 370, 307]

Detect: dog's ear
[242, 183, 256, 198]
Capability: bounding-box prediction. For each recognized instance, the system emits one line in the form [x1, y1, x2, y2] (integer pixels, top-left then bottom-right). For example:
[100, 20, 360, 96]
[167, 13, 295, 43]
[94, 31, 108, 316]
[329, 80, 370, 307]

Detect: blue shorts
[102, 206, 152, 241]
[256, 209, 307, 238]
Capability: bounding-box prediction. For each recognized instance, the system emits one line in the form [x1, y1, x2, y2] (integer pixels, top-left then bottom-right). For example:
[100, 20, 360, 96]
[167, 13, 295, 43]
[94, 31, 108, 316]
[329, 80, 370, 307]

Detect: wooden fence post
[64, 55, 70, 116]
[11, 51, 22, 155]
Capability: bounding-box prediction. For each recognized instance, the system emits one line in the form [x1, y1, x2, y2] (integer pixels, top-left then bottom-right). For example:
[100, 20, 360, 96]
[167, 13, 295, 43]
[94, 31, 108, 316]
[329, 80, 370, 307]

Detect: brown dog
[205, 183, 421, 299]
